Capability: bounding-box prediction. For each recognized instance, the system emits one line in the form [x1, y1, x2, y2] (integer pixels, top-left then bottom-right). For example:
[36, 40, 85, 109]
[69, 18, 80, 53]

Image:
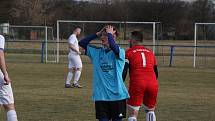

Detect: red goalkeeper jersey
[126, 45, 158, 108]
[126, 45, 157, 83]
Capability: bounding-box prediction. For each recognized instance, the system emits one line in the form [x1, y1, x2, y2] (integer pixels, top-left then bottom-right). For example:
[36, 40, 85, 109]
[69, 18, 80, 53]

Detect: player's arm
[153, 54, 158, 79]
[69, 43, 81, 54]
[106, 26, 119, 56]
[78, 26, 106, 50]
[122, 61, 129, 82]
[154, 65, 158, 79]
[78, 34, 98, 50]
[107, 33, 119, 56]
[0, 50, 11, 85]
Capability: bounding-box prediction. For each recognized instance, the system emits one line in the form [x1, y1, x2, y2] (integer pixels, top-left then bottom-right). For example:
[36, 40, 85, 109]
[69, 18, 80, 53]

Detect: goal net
[194, 23, 215, 68]
[56, 20, 161, 64]
[0, 24, 56, 63]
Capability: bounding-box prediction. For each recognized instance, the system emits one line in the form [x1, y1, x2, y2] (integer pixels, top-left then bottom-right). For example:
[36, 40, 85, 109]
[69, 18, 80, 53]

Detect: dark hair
[131, 31, 143, 42]
[101, 31, 108, 37]
[73, 26, 82, 31]
[112, 26, 119, 37]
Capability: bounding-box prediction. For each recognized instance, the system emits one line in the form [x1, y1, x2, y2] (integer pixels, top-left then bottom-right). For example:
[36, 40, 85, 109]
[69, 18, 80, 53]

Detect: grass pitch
[0, 62, 215, 121]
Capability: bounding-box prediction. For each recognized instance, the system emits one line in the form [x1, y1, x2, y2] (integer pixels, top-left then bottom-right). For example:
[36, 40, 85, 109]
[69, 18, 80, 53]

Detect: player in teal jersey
[79, 25, 129, 121]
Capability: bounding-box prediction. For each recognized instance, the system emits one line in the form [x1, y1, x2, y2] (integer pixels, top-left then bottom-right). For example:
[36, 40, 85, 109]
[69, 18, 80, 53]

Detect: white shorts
[0, 78, 14, 105]
[68, 53, 82, 69]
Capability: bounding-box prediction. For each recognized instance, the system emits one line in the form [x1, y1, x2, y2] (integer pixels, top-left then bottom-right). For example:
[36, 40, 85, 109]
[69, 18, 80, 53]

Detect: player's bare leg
[73, 67, 82, 88]
[3, 104, 18, 121]
[65, 67, 76, 88]
[127, 104, 139, 121]
[145, 107, 156, 121]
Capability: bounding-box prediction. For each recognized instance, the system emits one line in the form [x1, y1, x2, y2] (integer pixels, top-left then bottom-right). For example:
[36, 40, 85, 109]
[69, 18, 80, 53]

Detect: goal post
[0, 24, 57, 63]
[194, 23, 215, 68]
[124, 21, 158, 53]
[56, 20, 161, 63]
[44, 26, 56, 63]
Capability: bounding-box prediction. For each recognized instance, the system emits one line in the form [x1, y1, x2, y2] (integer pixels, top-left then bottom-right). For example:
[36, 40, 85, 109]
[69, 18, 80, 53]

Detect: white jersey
[0, 35, 5, 50]
[0, 35, 5, 78]
[68, 34, 79, 55]
[0, 35, 5, 86]
[0, 35, 14, 104]
[67, 34, 82, 68]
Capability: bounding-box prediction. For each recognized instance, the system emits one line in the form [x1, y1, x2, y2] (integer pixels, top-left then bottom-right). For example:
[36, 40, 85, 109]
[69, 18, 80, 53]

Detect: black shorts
[95, 99, 126, 119]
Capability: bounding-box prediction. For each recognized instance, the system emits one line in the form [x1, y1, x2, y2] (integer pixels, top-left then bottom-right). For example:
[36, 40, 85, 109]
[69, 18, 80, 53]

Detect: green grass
[0, 62, 215, 121]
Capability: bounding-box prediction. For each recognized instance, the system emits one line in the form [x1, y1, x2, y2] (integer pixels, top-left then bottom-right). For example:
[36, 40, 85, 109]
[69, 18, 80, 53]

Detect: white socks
[74, 70, 81, 84]
[66, 70, 81, 85]
[146, 111, 156, 121]
[66, 72, 73, 84]
[128, 116, 137, 121]
[128, 112, 156, 121]
[7, 110, 18, 121]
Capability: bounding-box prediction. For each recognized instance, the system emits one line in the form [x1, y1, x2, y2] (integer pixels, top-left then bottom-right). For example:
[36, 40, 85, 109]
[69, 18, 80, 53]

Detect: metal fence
[4, 40, 215, 68]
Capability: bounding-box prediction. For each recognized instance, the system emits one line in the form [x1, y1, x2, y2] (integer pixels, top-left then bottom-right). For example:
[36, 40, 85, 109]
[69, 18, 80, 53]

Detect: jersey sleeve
[86, 45, 100, 60]
[0, 35, 5, 50]
[125, 49, 130, 64]
[68, 35, 75, 44]
[118, 48, 125, 61]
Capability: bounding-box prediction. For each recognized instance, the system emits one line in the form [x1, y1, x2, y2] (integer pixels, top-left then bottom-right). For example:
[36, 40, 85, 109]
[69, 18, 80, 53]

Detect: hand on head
[105, 25, 116, 35]
[96, 26, 106, 37]
[96, 25, 116, 37]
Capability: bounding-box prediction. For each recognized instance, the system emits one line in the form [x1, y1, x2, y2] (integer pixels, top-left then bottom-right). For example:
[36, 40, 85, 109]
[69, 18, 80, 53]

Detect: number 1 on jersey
[141, 52, 146, 67]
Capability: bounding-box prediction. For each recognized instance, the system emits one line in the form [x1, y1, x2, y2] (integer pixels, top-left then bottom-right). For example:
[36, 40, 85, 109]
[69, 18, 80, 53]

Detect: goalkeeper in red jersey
[123, 31, 158, 121]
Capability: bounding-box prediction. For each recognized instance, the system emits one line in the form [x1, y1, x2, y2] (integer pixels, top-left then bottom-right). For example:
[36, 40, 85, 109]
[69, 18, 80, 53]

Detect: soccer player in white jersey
[65, 27, 83, 88]
[0, 34, 18, 121]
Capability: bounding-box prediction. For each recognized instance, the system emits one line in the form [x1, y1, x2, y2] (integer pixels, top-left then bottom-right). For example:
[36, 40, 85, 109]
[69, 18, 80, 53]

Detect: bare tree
[0, 0, 14, 23]
[9, 0, 46, 25]
[2, 0, 215, 39]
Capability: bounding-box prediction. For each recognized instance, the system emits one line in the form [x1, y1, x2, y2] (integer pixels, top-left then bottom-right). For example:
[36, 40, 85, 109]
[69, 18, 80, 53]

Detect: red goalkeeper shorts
[127, 80, 158, 109]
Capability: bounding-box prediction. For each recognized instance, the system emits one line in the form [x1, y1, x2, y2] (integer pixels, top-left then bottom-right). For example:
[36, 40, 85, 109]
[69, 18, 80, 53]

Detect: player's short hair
[73, 26, 82, 31]
[131, 31, 143, 42]
[101, 32, 108, 41]
[112, 26, 119, 37]
[101, 31, 108, 37]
